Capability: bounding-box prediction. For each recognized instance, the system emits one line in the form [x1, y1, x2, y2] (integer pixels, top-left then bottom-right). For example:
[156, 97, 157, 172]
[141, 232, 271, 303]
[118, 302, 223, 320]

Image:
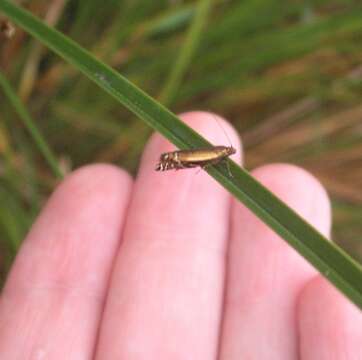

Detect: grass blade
[1, 0, 362, 309]
[0, 71, 63, 179]
[159, 0, 213, 106]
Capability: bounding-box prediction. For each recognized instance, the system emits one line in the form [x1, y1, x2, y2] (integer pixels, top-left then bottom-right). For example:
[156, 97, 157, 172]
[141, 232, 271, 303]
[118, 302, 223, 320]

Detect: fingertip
[251, 163, 331, 237]
[298, 276, 362, 358]
[299, 275, 362, 317]
[5, 163, 133, 293]
[29, 164, 131, 232]
[299, 276, 355, 313]
[57, 163, 132, 200]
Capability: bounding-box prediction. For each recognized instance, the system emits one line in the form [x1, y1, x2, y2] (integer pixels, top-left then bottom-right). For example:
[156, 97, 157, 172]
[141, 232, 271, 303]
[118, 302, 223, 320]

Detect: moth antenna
[212, 114, 233, 147]
[211, 114, 235, 178]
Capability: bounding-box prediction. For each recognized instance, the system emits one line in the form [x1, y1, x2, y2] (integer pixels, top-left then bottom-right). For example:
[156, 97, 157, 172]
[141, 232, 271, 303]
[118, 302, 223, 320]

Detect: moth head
[227, 146, 236, 156]
[160, 153, 170, 161]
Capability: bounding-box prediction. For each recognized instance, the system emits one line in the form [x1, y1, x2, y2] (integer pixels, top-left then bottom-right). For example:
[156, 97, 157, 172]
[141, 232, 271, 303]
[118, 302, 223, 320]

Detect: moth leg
[173, 161, 185, 170]
[181, 162, 199, 169]
[195, 166, 204, 175]
[223, 159, 233, 178]
[164, 161, 177, 171]
[174, 159, 184, 171]
[201, 160, 233, 178]
[200, 159, 219, 170]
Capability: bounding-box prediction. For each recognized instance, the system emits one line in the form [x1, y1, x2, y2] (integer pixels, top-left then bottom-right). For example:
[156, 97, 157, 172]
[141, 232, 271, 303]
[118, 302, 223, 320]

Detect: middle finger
[96, 112, 242, 359]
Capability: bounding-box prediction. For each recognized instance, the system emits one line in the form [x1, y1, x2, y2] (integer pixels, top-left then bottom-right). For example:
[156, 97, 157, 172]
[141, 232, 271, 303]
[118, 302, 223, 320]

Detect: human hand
[0, 112, 360, 359]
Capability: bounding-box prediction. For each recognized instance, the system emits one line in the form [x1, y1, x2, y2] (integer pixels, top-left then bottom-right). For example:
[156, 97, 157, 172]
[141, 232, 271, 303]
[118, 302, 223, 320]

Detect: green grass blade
[1, 0, 362, 309]
[0, 72, 63, 179]
[159, 0, 213, 106]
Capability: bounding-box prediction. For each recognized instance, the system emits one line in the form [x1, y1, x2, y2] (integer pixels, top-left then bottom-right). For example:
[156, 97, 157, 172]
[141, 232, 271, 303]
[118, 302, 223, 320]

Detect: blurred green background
[1, 0, 362, 285]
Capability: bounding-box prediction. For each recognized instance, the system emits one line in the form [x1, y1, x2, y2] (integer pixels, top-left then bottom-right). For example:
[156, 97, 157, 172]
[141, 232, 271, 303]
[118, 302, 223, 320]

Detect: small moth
[155, 146, 236, 172]
[155, 116, 236, 174]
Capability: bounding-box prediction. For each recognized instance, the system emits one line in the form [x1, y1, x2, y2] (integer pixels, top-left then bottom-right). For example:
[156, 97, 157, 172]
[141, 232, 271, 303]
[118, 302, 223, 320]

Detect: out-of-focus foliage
[1, 0, 362, 284]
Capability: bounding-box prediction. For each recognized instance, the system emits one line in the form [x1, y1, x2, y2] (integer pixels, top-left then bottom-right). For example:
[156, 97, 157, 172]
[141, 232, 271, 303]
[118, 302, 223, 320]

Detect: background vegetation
[1, 0, 362, 285]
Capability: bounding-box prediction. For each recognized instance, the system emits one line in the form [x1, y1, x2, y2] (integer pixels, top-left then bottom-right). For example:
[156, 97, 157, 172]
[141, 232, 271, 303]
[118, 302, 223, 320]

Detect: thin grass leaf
[158, 0, 213, 106]
[0, 187, 28, 253]
[1, 0, 362, 309]
[0, 71, 63, 179]
[135, 5, 195, 40]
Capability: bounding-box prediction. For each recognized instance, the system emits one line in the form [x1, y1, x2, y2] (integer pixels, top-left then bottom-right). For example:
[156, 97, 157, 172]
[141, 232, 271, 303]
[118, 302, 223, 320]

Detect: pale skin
[0, 112, 361, 359]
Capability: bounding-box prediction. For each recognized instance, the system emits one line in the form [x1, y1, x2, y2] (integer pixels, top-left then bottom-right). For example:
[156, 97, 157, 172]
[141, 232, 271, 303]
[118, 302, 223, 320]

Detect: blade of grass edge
[1, 0, 362, 309]
[0, 71, 63, 179]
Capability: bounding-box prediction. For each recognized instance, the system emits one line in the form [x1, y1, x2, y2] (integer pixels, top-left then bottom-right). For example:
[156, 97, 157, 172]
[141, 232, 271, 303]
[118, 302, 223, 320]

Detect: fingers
[0, 165, 132, 359]
[298, 276, 362, 359]
[219, 164, 331, 360]
[96, 112, 242, 360]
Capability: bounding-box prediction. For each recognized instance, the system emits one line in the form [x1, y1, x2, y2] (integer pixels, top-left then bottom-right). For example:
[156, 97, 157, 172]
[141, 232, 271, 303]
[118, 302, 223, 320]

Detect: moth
[155, 146, 236, 172]
[155, 115, 236, 174]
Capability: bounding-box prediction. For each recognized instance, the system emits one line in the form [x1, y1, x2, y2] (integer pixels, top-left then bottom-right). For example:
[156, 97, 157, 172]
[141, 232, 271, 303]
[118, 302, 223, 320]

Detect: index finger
[0, 165, 132, 358]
